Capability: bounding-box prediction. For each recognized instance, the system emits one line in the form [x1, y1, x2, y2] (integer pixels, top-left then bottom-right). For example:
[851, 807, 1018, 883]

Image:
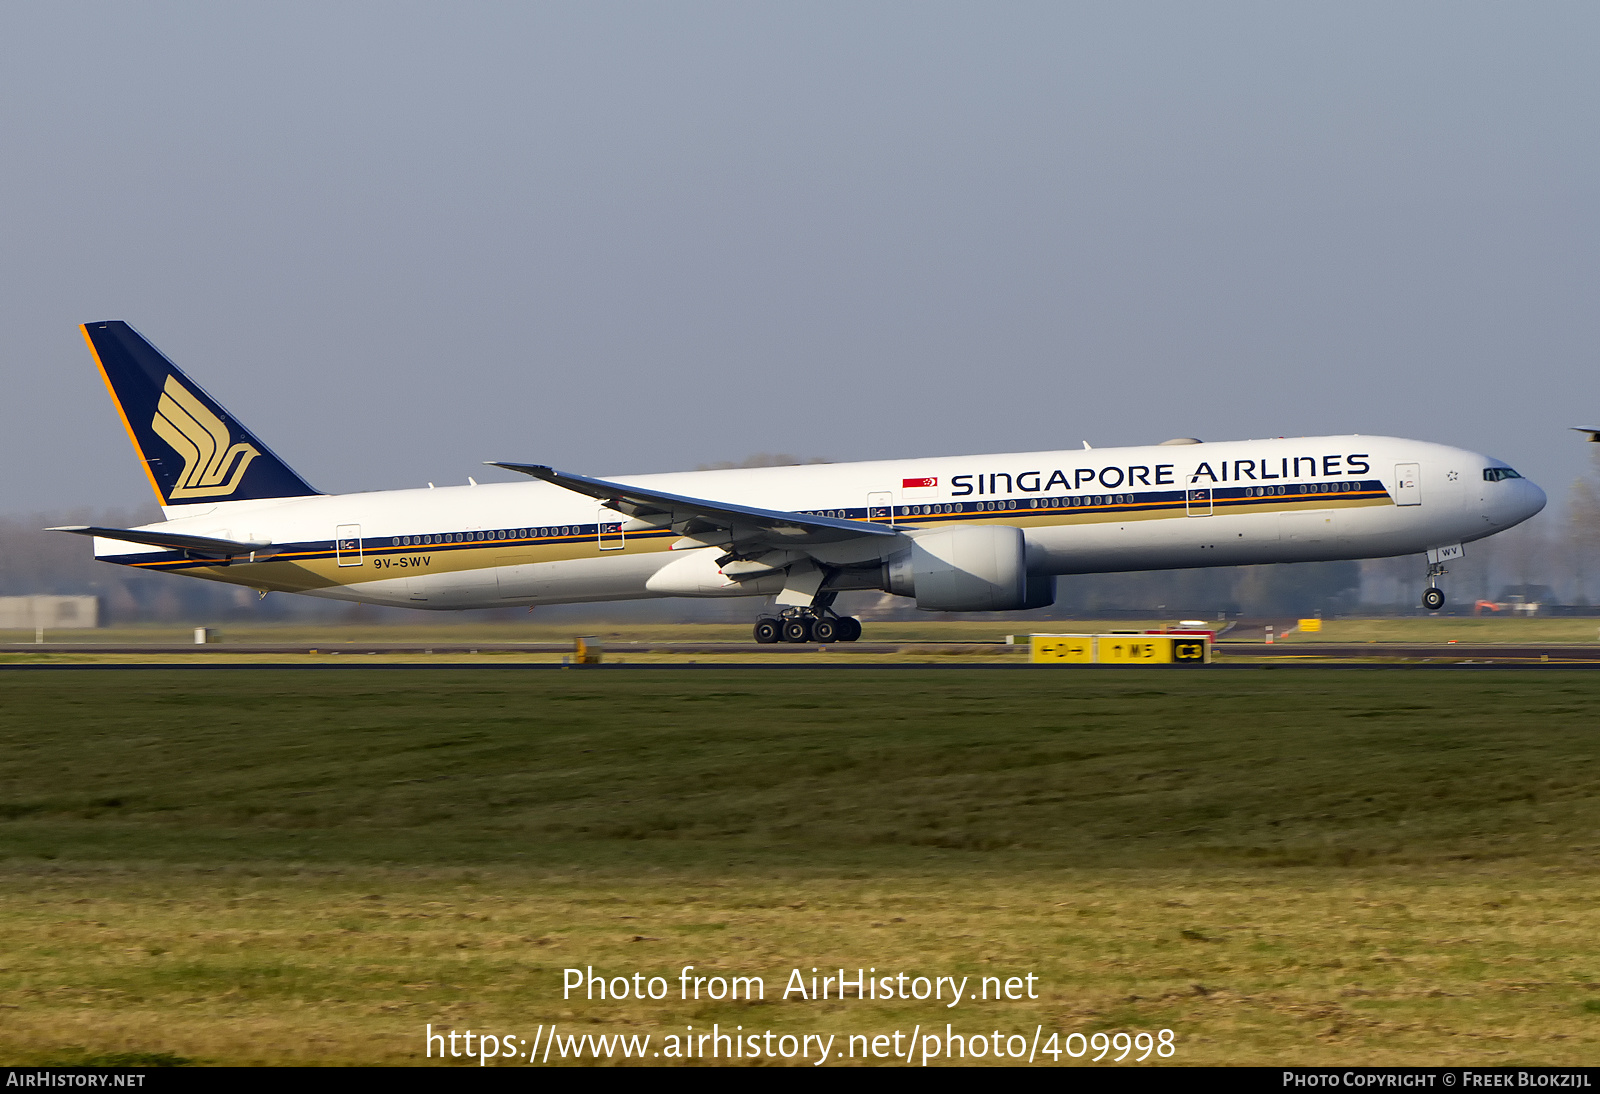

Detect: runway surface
[4, 640, 1600, 663]
[4, 662, 1600, 672]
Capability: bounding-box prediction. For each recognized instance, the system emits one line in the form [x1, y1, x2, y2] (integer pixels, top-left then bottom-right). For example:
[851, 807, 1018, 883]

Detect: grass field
[1287, 618, 1600, 644]
[1, 668, 1597, 1065]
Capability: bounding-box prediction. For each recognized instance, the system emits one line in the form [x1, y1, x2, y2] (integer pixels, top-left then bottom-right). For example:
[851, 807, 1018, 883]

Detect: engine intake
[883, 525, 1054, 612]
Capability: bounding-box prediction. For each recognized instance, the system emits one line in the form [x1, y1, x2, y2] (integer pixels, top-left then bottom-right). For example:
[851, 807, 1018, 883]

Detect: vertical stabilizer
[81, 321, 320, 506]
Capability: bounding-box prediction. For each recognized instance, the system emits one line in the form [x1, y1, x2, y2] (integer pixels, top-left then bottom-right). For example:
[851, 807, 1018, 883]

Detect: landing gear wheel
[1422, 588, 1445, 611]
[811, 617, 840, 643]
[753, 617, 781, 644]
[838, 617, 862, 642]
[781, 617, 814, 643]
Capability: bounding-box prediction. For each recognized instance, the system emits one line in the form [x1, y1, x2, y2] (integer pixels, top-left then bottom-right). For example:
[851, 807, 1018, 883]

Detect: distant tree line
[0, 507, 352, 624]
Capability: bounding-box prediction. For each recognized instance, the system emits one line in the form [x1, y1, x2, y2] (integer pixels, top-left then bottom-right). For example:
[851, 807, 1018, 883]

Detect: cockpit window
[1483, 467, 1523, 482]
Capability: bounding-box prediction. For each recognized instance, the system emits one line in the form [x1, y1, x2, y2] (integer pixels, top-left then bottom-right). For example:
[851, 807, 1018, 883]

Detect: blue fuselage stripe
[108, 479, 1391, 571]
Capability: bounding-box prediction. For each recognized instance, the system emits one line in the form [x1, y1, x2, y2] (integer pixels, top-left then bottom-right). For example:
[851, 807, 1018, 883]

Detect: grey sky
[2, 3, 1596, 516]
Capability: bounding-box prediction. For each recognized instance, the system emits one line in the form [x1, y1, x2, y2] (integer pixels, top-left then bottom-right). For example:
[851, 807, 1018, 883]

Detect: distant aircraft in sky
[57, 322, 1546, 641]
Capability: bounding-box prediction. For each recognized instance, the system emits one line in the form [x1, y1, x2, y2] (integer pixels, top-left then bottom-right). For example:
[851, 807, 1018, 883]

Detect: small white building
[0, 596, 100, 629]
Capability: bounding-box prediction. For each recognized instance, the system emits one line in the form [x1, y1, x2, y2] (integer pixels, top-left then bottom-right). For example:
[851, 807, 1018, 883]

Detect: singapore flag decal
[902, 477, 937, 489]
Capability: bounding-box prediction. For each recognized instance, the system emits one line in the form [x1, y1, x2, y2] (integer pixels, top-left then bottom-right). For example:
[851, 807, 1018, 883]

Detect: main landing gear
[753, 608, 862, 644]
[1422, 562, 1448, 611]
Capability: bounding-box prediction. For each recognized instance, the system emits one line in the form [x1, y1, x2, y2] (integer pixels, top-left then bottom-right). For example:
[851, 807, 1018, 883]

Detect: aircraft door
[335, 524, 362, 566]
[1186, 489, 1213, 517]
[597, 508, 624, 551]
[1394, 463, 1422, 506]
[867, 491, 894, 524]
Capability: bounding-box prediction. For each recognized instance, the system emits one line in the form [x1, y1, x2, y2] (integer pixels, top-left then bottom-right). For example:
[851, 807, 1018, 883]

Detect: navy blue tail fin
[82, 321, 320, 506]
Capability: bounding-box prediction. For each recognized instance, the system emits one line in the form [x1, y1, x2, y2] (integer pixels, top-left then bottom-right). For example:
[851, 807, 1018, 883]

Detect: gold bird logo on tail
[149, 375, 260, 499]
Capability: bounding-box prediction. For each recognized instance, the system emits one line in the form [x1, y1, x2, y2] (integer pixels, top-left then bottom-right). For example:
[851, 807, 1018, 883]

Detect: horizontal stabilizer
[50, 525, 281, 560]
[487, 462, 899, 544]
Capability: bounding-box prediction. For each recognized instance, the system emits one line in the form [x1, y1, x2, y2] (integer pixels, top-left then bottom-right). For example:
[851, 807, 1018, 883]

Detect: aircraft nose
[1513, 477, 1547, 524]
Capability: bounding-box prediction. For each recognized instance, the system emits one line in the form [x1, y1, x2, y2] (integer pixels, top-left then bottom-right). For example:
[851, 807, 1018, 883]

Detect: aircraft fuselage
[91, 435, 1545, 610]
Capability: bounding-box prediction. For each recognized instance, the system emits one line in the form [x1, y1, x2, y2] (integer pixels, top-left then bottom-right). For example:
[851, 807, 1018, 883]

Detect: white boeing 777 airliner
[58, 322, 1546, 643]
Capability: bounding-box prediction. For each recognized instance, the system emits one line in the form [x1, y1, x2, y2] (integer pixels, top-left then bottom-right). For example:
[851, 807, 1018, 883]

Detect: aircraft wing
[50, 525, 281, 560]
[486, 462, 899, 550]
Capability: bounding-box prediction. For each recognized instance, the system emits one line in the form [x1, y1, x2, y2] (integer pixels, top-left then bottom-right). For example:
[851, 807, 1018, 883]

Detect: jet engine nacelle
[883, 524, 1055, 612]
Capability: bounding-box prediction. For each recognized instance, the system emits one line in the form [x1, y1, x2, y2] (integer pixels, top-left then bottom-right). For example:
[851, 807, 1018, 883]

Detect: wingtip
[486, 461, 557, 478]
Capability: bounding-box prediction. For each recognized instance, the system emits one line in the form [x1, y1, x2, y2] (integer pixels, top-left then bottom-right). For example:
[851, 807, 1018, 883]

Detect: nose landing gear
[753, 608, 862, 644]
[1422, 561, 1448, 611]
